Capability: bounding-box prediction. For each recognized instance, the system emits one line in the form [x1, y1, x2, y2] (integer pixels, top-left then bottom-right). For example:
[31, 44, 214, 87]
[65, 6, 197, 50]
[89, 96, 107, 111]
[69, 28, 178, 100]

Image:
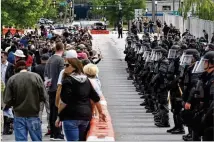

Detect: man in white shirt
[1, 51, 14, 85]
[55, 49, 78, 107]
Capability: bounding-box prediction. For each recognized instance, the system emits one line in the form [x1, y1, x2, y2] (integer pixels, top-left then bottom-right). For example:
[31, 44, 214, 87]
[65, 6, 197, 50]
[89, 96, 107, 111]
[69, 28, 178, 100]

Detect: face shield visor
[134, 45, 138, 52]
[180, 54, 193, 66]
[192, 61, 200, 73]
[139, 46, 146, 54]
[151, 51, 156, 61]
[143, 51, 150, 60]
[179, 52, 186, 63]
[145, 54, 152, 63]
[136, 45, 141, 54]
[194, 57, 208, 73]
[168, 49, 177, 59]
[132, 43, 135, 49]
[154, 52, 162, 61]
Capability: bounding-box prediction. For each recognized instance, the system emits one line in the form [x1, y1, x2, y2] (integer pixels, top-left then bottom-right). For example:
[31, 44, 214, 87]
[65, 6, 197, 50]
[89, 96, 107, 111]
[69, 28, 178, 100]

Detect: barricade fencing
[163, 13, 214, 42]
[86, 95, 115, 141]
[2, 28, 24, 35]
[90, 30, 110, 34]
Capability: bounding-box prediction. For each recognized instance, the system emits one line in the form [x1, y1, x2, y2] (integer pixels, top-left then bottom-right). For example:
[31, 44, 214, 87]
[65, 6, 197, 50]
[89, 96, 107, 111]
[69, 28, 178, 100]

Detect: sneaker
[52, 134, 64, 141]
[50, 135, 54, 140]
[45, 130, 51, 136]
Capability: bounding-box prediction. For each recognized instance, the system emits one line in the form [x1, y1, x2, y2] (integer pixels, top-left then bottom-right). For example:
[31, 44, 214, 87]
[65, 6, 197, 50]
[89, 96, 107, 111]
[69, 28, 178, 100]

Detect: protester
[44, 42, 65, 140]
[149, 19, 154, 34]
[203, 30, 209, 43]
[77, 44, 88, 60]
[55, 58, 106, 141]
[13, 49, 26, 64]
[3, 61, 47, 141]
[55, 49, 78, 107]
[1, 51, 14, 85]
[156, 19, 162, 37]
[7, 45, 17, 64]
[32, 54, 51, 135]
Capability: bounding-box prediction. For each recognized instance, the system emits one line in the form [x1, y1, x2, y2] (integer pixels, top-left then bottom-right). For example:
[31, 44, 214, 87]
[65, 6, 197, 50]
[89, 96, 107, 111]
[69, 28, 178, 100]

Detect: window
[162, 6, 171, 11]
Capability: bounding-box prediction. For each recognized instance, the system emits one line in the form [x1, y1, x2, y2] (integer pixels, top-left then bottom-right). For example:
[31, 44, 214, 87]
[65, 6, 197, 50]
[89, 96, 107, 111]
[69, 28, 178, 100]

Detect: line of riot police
[124, 30, 214, 141]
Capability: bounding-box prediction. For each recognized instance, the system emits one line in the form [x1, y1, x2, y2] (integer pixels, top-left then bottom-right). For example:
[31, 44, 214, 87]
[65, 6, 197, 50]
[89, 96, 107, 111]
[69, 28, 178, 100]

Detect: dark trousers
[171, 98, 184, 129]
[118, 31, 123, 38]
[49, 91, 61, 137]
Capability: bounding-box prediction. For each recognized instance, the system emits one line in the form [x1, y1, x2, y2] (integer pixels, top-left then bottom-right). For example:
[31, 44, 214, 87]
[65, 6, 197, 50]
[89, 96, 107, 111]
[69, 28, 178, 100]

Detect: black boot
[166, 127, 177, 133]
[138, 92, 144, 95]
[140, 102, 146, 106]
[146, 109, 153, 113]
[127, 76, 133, 80]
[155, 122, 170, 127]
[171, 128, 185, 134]
[183, 133, 192, 141]
[155, 111, 170, 127]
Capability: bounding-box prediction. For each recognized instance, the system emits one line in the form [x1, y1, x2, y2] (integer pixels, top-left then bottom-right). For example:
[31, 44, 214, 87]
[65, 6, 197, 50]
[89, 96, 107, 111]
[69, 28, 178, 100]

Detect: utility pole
[152, 0, 155, 22]
[173, 0, 175, 11]
[72, 0, 75, 23]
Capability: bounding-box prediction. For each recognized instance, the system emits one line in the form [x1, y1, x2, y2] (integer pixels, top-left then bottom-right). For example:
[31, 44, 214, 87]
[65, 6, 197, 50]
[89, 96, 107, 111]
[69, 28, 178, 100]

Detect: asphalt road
[94, 34, 185, 141]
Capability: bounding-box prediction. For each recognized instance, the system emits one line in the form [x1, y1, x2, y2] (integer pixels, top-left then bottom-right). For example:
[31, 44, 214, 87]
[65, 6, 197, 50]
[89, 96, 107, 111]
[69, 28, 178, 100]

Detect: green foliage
[182, 0, 214, 21]
[1, 0, 63, 28]
[90, 0, 146, 24]
[1, 0, 51, 28]
[43, 7, 58, 20]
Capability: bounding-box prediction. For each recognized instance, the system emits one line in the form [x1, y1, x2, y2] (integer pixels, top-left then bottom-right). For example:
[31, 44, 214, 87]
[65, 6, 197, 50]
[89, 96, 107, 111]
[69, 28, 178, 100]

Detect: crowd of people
[1, 26, 106, 141]
[125, 22, 214, 141]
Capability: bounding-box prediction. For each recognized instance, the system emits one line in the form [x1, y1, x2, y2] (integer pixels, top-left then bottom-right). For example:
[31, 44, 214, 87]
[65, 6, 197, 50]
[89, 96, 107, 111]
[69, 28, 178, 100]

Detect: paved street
[94, 34, 185, 141]
[3, 33, 184, 141]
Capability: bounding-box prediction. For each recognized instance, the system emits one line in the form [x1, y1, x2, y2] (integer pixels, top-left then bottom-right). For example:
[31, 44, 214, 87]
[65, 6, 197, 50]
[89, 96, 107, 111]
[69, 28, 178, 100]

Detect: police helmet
[171, 45, 180, 50]
[185, 49, 200, 61]
[203, 51, 214, 64]
[181, 44, 188, 49]
[208, 43, 214, 50]
[175, 36, 180, 41]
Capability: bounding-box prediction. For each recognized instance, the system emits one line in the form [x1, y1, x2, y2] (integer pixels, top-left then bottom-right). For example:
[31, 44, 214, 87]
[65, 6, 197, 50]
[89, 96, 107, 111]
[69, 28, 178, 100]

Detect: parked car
[92, 22, 106, 30]
[38, 18, 54, 25]
[54, 24, 69, 30]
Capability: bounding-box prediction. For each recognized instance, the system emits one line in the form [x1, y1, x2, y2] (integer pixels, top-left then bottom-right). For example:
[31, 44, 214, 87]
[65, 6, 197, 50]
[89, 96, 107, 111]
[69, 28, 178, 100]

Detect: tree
[182, 0, 214, 20]
[90, 0, 146, 24]
[1, 0, 52, 28]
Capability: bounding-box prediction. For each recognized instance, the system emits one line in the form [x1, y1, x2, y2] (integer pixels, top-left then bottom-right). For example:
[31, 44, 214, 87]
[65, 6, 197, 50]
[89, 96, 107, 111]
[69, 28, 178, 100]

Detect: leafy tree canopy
[2, 0, 54, 28]
[90, 0, 146, 24]
[182, 0, 214, 21]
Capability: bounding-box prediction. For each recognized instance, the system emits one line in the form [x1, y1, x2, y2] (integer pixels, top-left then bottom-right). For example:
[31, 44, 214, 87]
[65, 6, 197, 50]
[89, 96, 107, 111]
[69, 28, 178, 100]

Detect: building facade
[146, 0, 181, 12]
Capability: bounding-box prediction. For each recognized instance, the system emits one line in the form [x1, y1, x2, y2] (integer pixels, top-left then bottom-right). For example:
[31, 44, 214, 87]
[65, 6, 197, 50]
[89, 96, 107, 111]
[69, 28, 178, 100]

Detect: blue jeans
[14, 117, 42, 141]
[63, 120, 89, 141]
[150, 27, 154, 33]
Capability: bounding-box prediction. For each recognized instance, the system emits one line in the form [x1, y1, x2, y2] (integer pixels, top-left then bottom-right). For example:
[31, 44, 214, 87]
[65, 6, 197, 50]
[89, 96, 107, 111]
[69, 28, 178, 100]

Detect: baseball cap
[65, 49, 77, 58]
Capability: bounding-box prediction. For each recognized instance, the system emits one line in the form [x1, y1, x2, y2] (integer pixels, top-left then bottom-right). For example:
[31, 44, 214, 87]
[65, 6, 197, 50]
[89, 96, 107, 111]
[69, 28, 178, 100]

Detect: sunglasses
[64, 63, 70, 67]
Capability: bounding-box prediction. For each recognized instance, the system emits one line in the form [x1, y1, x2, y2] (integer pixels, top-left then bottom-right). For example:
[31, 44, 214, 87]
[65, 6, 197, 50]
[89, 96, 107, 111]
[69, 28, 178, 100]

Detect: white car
[39, 18, 54, 25]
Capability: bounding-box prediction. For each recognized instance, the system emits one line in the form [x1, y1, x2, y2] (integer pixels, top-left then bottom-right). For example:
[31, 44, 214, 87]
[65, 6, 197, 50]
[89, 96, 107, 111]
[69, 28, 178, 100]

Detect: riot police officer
[189, 51, 214, 141]
[166, 45, 185, 134]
